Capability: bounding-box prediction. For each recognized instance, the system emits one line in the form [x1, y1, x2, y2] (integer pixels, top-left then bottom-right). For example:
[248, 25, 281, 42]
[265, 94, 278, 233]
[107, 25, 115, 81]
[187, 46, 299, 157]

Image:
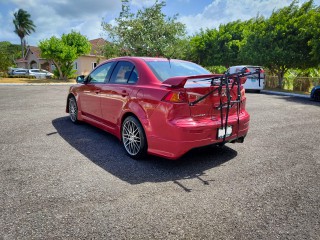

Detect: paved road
[1, 86, 319, 239]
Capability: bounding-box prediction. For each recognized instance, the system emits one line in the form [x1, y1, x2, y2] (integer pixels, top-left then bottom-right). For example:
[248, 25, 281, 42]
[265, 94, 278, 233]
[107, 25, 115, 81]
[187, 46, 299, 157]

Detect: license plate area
[217, 126, 232, 139]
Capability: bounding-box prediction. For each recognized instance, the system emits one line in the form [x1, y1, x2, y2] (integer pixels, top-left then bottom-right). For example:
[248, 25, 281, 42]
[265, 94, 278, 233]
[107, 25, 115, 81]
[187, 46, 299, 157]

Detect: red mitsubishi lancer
[66, 57, 250, 160]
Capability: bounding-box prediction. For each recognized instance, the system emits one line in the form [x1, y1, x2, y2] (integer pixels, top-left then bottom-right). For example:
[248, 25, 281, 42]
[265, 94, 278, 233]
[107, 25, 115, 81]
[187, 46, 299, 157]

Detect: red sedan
[66, 57, 250, 160]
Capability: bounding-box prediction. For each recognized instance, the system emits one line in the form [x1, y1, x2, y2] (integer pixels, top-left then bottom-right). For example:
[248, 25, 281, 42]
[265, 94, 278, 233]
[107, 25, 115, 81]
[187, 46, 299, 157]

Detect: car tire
[68, 96, 79, 123]
[314, 90, 320, 102]
[122, 116, 147, 159]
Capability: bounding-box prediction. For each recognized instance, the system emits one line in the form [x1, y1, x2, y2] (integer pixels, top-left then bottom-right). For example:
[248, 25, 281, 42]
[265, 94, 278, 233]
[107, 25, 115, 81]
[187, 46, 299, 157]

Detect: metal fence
[265, 76, 320, 92]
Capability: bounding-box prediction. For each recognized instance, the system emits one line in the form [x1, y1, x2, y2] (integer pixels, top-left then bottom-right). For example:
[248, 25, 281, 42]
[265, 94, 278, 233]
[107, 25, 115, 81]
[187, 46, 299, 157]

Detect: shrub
[205, 66, 227, 74]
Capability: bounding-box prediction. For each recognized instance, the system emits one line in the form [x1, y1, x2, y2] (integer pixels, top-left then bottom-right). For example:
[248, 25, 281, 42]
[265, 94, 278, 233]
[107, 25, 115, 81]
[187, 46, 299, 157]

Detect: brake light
[163, 91, 188, 103]
[240, 77, 247, 84]
[241, 88, 245, 98]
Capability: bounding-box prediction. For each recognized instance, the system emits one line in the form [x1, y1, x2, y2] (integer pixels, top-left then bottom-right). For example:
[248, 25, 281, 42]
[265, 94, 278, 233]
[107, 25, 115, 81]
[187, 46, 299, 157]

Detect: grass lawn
[0, 77, 76, 84]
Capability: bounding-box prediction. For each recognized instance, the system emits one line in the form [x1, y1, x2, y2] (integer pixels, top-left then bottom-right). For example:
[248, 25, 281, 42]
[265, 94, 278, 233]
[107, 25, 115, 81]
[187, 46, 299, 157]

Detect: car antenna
[166, 50, 175, 68]
[167, 57, 171, 68]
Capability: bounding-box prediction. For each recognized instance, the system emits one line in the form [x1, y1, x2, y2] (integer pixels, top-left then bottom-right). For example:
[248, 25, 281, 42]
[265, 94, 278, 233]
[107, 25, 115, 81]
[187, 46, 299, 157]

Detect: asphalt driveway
[1, 85, 319, 239]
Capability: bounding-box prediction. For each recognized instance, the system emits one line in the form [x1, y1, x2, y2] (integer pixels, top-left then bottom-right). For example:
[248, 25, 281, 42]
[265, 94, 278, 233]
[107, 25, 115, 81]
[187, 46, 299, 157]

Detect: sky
[0, 0, 319, 46]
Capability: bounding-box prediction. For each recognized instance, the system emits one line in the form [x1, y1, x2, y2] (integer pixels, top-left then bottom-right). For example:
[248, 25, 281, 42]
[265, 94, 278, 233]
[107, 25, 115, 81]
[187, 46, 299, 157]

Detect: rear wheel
[122, 116, 147, 159]
[68, 96, 79, 123]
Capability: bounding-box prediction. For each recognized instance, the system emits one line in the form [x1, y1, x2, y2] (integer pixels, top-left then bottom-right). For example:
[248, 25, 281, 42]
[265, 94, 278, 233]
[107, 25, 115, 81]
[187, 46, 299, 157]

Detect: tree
[13, 9, 36, 58]
[102, 0, 186, 57]
[190, 19, 253, 66]
[0, 41, 21, 73]
[305, 3, 320, 64]
[240, 0, 318, 88]
[39, 31, 91, 80]
[0, 52, 11, 74]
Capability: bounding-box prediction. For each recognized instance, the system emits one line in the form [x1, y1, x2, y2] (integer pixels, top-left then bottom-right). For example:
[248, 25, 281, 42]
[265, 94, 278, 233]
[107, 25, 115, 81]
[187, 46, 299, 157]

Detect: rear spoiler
[162, 67, 263, 88]
[162, 74, 222, 88]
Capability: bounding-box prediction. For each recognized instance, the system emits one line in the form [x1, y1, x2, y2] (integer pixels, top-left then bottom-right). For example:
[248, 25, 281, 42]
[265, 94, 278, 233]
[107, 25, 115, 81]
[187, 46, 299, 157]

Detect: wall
[75, 55, 107, 75]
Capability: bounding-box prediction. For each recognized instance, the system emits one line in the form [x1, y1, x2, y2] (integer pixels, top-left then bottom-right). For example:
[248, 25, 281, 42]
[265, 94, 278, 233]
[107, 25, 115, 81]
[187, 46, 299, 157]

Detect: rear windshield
[247, 67, 265, 79]
[146, 60, 210, 81]
[229, 66, 265, 79]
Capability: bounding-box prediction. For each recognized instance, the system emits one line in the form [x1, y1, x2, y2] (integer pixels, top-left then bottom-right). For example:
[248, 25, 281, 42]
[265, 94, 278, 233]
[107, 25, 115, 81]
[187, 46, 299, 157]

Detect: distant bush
[266, 68, 320, 92]
[0, 72, 8, 78]
[204, 66, 227, 74]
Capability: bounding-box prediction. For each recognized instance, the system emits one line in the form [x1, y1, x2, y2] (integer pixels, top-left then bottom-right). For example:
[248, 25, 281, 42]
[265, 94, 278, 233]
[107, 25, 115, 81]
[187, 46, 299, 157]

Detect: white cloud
[2, 0, 121, 45]
[130, 0, 156, 8]
[2, 0, 320, 46]
[178, 0, 315, 35]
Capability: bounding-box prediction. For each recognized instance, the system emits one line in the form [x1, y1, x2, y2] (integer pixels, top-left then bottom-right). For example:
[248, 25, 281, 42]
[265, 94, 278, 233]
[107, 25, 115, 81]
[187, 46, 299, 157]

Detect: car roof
[229, 65, 262, 68]
[107, 56, 188, 62]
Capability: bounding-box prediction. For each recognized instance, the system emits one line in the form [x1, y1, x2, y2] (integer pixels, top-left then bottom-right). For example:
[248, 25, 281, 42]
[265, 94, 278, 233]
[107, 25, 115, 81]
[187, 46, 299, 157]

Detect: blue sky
[0, 0, 319, 46]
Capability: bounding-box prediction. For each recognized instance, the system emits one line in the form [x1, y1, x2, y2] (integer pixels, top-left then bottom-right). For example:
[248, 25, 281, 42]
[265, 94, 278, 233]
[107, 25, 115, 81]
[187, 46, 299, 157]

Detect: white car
[226, 65, 265, 92]
[27, 69, 54, 79]
[8, 68, 28, 76]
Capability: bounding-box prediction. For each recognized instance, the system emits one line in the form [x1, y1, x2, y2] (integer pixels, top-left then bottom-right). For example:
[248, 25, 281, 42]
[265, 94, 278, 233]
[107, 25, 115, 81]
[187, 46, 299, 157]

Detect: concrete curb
[261, 90, 309, 99]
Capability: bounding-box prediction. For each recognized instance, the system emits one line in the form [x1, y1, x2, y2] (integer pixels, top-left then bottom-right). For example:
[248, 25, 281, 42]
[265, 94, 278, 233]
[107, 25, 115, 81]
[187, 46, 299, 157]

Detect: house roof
[26, 46, 42, 59]
[15, 58, 27, 63]
[89, 38, 106, 56]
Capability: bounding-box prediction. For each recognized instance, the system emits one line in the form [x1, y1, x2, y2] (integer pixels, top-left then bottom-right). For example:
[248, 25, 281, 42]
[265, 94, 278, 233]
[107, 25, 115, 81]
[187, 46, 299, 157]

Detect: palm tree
[13, 9, 36, 58]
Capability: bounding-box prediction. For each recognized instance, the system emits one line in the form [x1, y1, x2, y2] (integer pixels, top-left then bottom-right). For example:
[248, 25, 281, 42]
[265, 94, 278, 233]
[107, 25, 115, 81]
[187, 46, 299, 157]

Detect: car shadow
[280, 96, 320, 106]
[52, 117, 238, 186]
[260, 92, 320, 106]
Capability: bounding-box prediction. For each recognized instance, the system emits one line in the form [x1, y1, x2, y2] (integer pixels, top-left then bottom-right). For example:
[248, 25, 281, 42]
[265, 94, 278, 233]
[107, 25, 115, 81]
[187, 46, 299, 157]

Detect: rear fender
[120, 101, 151, 138]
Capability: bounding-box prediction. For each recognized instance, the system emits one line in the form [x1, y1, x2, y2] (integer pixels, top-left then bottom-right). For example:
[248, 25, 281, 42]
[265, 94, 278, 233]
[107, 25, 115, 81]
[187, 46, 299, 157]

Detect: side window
[87, 62, 113, 84]
[128, 68, 139, 84]
[110, 61, 138, 84]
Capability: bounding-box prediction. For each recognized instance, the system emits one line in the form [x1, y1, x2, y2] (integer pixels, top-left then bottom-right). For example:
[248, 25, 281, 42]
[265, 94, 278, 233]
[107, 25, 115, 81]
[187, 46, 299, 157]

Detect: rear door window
[110, 61, 138, 84]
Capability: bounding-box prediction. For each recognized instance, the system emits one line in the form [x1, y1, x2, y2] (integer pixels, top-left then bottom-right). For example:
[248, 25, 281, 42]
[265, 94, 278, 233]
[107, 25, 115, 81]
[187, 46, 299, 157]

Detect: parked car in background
[8, 68, 28, 76]
[27, 69, 54, 79]
[226, 65, 265, 92]
[310, 85, 320, 101]
[66, 57, 251, 160]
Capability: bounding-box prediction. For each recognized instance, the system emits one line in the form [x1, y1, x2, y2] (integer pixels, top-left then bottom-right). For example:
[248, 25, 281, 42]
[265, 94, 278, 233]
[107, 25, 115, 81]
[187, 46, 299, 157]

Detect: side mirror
[76, 75, 85, 83]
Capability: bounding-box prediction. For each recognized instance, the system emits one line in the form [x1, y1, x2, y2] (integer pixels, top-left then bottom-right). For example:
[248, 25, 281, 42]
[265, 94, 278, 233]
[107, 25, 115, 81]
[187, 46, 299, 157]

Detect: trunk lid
[162, 75, 244, 119]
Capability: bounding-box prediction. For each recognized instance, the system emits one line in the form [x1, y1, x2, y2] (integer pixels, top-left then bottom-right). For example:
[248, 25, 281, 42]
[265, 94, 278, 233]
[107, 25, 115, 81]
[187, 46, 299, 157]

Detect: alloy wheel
[69, 97, 78, 123]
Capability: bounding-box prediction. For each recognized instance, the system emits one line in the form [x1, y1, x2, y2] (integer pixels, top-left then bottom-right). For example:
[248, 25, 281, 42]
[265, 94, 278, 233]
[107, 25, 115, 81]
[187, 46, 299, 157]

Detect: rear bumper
[147, 112, 250, 159]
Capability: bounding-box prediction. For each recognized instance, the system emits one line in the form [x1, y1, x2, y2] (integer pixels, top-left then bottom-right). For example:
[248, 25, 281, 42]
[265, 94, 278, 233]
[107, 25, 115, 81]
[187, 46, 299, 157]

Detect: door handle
[121, 90, 128, 97]
[94, 89, 101, 94]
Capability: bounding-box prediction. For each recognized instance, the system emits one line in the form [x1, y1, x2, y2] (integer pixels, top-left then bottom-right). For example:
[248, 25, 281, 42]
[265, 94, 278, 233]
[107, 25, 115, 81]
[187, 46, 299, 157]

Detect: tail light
[240, 77, 247, 84]
[241, 88, 246, 111]
[162, 91, 188, 103]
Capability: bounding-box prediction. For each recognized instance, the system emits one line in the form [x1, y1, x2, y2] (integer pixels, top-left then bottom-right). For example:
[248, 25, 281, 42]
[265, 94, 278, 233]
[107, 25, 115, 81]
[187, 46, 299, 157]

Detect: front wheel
[121, 116, 147, 159]
[68, 96, 79, 123]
